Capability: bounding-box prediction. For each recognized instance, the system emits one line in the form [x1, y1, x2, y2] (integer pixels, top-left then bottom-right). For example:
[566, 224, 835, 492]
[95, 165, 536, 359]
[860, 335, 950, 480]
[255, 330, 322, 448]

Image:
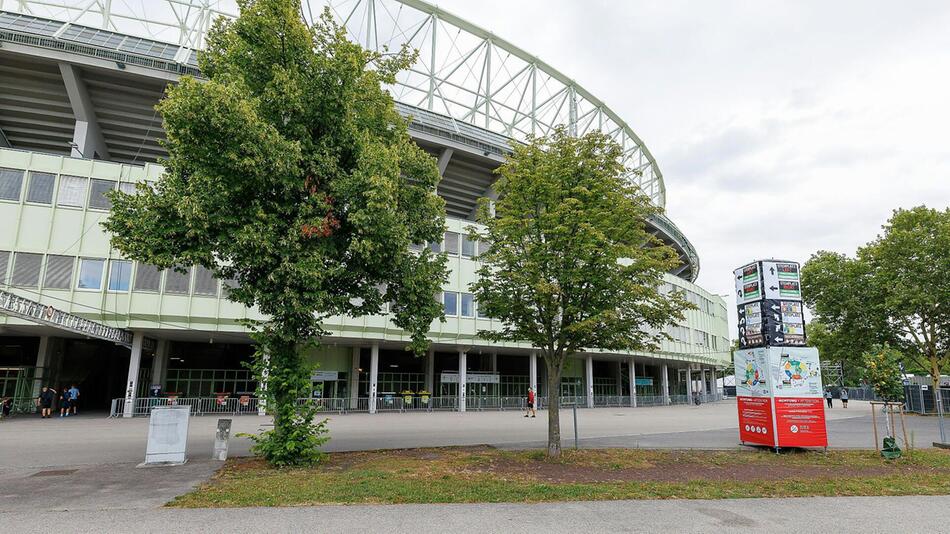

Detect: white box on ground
[144, 405, 190, 465]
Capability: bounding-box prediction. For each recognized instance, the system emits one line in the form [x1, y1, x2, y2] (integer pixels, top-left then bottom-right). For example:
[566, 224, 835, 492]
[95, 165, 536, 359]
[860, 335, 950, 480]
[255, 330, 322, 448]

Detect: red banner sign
[737, 396, 775, 446]
[774, 397, 828, 447]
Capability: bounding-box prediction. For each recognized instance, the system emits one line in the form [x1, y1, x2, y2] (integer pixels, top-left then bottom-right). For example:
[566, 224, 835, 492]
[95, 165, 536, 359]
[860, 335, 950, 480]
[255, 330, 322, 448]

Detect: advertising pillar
[733, 259, 827, 449]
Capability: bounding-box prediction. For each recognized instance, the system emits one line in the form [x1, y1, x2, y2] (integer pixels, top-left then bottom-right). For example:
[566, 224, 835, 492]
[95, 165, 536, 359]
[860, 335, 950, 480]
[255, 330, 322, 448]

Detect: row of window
[665, 323, 727, 351]
[0, 250, 226, 297]
[413, 231, 489, 258]
[658, 282, 723, 317]
[0, 167, 140, 211]
[439, 291, 489, 319]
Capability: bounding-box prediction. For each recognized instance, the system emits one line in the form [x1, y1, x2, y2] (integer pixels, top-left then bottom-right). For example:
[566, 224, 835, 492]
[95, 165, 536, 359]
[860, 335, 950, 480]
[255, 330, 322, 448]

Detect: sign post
[733, 260, 827, 449]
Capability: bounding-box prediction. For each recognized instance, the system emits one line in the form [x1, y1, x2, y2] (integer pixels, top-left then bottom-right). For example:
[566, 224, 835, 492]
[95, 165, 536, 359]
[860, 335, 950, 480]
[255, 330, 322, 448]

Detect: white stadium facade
[0, 0, 730, 416]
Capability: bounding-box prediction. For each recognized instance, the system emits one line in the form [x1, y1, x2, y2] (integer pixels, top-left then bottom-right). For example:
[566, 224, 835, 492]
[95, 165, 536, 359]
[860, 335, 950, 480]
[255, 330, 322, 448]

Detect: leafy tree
[862, 345, 904, 402]
[802, 207, 949, 418]
[104, 0, 447, 465]
[806, 320, 861, 386]
[470, 128, 690, 457]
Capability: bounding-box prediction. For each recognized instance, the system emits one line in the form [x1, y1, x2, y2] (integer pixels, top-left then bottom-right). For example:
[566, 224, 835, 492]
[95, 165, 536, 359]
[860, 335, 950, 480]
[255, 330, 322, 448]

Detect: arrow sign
[739, 318, 746, 325]
[769, 286, 778, 291]
[770, 304, 780, 311]
[774, 336, 784, 343]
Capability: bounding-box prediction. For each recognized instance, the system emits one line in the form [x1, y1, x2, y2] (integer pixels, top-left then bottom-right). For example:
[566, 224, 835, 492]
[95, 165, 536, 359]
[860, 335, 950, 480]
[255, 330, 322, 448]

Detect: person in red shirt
[525, 388, 536, 418]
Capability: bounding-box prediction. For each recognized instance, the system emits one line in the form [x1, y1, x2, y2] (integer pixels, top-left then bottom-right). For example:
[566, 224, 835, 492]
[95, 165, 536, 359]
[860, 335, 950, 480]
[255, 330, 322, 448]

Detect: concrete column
[662, 363, 671, 405]
[33, 336, 52, 397]
[149, 340, 168, 393]
[615, 361, 623, 397]
[458, 350, 467, 412]
[585, 355, 594, 408]
[369, 343, 379, 414]
[424, 348, 435, 394]
[628, 358, 637, 408]
[708, 367, 717, 399]
[529, 352, 538, 394]
[122, 332, 144, 418]
[59, 63, 110, 160]
[349, 346, 360, 407]
[490, 352, 497, 373]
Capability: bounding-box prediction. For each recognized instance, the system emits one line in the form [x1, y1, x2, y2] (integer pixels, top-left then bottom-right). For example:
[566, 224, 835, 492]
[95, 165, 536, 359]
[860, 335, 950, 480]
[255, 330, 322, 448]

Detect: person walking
[67, 384, 80, 415]
[524, 388, 536, 418]
[840, 387, 849, 408]
[59, 386, 71, 417]
[1, 397, 12, 419]
[37, 386, 55, 418]
[825, 389, 833, 408]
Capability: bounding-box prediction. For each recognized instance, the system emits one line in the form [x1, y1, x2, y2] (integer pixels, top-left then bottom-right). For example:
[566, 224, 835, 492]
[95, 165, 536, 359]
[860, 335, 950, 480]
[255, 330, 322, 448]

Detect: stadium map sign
[733, 260, 827, 449]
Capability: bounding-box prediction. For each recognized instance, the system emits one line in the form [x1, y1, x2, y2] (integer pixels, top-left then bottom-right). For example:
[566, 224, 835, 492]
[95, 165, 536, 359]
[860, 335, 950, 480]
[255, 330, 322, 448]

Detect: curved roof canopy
[6, 0, 666, 208]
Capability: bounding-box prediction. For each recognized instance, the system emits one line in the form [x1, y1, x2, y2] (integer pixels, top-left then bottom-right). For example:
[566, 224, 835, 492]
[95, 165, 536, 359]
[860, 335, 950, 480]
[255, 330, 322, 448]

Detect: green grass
[168, 448, 950, 507]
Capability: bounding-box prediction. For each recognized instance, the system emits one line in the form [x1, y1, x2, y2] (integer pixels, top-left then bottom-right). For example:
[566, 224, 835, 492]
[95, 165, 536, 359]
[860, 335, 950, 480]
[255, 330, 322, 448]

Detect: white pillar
[708, 367, 717, 399]
[458, 350, 467, 412]
[425, 348, 435, 394]
[662, 363, 671, 405]
[628, 358, 637, 408]
[369, 343, 379, 414]
[490, 352, 497, 373]
[33, 336, 52, 398]
[349, 346, 360, 407]
[615, 361, 623, 397]
[150, 340, 168, 394]
[585, 355, 594, 408]
[529, 352, 538, 394]
[122, 332, 144, 418]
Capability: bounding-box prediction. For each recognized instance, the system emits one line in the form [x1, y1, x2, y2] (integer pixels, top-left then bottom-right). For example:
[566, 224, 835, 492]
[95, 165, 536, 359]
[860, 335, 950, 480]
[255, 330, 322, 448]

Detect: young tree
[862, 345, 904, 402]
[470, 128, 690, 457]
[104, 0, 447, 465]
[802, 207, 950, 441]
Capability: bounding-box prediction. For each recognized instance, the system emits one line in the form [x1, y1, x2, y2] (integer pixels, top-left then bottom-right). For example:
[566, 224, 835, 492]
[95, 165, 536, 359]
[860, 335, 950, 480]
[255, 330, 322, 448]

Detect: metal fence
[904, 385, 950, 415]
[109, 393, 728, 417]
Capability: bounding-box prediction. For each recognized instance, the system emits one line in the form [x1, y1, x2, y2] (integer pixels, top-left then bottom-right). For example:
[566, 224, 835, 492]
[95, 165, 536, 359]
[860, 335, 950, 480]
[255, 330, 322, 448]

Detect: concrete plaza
[1, 399, 947, 530]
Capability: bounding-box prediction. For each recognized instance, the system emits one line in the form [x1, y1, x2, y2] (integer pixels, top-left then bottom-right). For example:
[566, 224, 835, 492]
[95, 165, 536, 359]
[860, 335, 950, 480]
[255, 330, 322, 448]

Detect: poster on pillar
[734, 347, 827, 448]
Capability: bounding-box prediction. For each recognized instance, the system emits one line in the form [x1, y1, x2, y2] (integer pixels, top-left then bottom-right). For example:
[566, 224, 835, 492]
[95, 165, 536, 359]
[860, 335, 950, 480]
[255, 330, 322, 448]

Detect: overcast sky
[434, 0, 950, 335]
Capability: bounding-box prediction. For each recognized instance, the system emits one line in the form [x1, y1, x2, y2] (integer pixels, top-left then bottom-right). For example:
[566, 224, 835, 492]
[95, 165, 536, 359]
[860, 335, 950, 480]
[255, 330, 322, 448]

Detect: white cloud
[434, 0, 950, 335]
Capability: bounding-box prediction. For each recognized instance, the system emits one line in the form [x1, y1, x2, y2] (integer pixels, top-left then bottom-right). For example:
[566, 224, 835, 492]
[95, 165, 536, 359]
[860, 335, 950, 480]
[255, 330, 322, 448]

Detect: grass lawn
[169, 447, 950, 507]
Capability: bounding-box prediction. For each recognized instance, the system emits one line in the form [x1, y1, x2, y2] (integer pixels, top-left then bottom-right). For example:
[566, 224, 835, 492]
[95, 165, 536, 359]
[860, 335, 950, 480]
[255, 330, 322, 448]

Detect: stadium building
[0, 0, 730, 416]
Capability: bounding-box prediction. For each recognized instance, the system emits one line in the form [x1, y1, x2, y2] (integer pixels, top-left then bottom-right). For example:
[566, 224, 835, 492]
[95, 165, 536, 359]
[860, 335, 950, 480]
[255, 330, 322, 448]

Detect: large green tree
[471, 128, 690, 457]
[104, 0, 447, 465]
[802, 207, 949, 431]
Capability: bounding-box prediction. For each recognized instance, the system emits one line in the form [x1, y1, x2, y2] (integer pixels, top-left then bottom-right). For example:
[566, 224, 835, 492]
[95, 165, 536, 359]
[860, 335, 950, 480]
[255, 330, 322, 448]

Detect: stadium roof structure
[1, 0, 666, 207]
[0, 0, 699, 279]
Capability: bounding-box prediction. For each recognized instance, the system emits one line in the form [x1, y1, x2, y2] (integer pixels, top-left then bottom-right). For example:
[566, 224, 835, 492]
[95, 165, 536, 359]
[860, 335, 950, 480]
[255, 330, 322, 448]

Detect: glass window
[442, 291, 458, 316]
[444, 231, 459, 256]
[77, 258, 105, 290]
[460, 292, 474, 317]
[26, 172, 55, 204]
[0, 250, 9, 285]
[43, 255, 74, 289]
[57, 175, 88, 207]
[108, 260, 132, 291]
[477, 298, 489, 319]
[11, 252, 42, 287]
[88, 179, 116, 210]
[118, 182, 137, 195]
[193, 266, 218, 296]
[477, 238, 489, 257]
[429, 240, 442, 254]
[133, 263, 162, 292]
[409, 242, 424, 252]
[164, 266, 191, 294]
[0, 168, 24, 201]
[461, 234, 476, 258]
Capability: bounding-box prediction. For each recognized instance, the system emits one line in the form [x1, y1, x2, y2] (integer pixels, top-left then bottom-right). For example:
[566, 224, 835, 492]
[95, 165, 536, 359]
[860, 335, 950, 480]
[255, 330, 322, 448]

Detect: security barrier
[109, 393, 727, 417]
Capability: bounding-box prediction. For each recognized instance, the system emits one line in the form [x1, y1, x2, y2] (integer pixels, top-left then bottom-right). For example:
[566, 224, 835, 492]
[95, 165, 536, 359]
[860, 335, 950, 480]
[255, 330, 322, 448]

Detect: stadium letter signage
[0, 289, 134, 348]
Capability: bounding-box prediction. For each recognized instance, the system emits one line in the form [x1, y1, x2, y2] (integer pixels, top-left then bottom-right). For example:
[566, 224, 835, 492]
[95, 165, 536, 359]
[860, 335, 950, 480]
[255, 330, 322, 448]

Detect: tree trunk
[545, 359, 563, 457]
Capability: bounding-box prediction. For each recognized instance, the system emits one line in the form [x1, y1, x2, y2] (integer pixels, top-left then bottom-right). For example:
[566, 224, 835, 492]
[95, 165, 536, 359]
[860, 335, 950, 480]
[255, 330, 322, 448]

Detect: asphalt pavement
[3, 495, 949, 533]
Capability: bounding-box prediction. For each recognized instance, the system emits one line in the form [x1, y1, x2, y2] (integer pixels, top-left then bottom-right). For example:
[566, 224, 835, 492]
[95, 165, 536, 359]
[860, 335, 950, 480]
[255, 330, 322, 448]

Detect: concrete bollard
[213, 418, 232, 461]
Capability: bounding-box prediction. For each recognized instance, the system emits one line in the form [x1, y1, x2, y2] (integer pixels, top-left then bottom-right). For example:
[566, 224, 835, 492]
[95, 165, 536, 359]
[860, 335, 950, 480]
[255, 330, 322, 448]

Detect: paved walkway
[0, 400, 941, 471]
[3, 495, 949, 533]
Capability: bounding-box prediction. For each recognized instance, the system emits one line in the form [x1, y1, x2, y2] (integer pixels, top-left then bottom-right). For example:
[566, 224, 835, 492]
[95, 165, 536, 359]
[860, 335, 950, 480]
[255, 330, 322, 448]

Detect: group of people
[824, 387, 848, 408]
[36, 384, 80, 418]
